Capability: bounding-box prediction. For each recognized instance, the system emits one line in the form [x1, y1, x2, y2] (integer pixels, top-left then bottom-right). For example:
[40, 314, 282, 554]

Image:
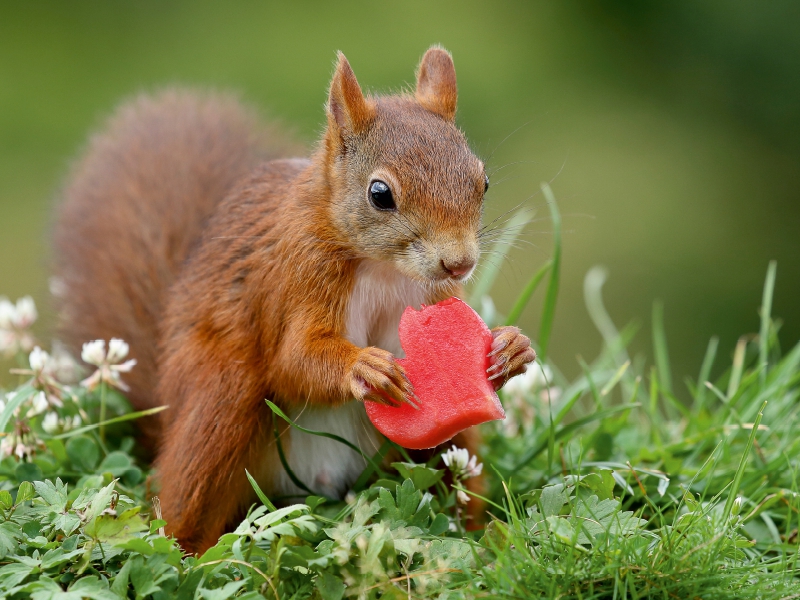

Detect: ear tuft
[415, 46, 457, 121]
[328, 52, 373, 135]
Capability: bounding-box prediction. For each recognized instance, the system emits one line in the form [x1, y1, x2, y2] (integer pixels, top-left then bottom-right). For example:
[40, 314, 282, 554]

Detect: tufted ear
[327, 52, 373, 135]
[415, 46, 457, 121]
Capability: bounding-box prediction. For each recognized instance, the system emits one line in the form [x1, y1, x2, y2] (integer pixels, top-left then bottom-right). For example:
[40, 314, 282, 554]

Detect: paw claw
[488, 340, 508, 357]
[486, 327, 536, 390]
[348, 346, 418, 408]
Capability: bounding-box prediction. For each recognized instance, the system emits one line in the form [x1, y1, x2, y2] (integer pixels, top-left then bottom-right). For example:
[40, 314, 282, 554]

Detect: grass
[0, 186, 798, 598]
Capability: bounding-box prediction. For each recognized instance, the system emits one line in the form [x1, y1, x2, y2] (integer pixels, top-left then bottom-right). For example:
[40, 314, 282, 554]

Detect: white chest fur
[343, 260, 428, 356]
[276, 260, 428, 499]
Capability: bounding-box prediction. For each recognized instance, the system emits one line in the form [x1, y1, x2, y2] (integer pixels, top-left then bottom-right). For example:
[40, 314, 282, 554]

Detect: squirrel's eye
[369, 180, 396, 211]
[484, 174, 490, 193]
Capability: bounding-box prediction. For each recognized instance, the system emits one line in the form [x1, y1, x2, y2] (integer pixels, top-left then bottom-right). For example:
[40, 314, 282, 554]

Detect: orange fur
[416, 47, 458, 121]
[52, 47, 535, 554]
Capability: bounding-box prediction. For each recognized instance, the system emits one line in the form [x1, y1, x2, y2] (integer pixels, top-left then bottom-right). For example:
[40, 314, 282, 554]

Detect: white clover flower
[14, 443, 26, 460]
[106, 338, 130, 363]
[0, 296, 38, 356]
[442, 445, 483, 481]
[501, 364, 560, 437]
[42, 411, 60, 434]
[117, 360, 136, 373]
[28, 346, 50, 373]
[0, 436, 13, 459]
[456, 490, 471, 505]
[0, 422, 41, 461]
[503, 364, 554, 397]
[30, 391, 49, 416]
[81, 340, 107, 366]
[13, 297, 37, 329]
[466, 455, 483, 478]
[442, 445, 470, 473]
[0, 406, 47, 461]
[80, 338, 137, 391]
[8, 346, 68, 410]
[41, 412, 79, 435]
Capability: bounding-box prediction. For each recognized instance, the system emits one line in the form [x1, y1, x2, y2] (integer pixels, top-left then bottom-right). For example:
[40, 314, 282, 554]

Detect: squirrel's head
[321, 46, 487, 284]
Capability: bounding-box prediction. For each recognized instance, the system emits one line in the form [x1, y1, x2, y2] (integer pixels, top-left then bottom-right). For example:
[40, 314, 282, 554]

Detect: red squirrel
[53, 47, 536, 554]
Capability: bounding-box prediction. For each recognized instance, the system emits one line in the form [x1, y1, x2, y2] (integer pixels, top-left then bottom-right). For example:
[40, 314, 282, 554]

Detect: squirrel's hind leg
[154, 360, 272, 555]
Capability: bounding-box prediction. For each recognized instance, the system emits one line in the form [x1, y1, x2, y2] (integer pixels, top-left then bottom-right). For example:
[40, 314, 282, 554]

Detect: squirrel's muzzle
[441, 258, 476, 279]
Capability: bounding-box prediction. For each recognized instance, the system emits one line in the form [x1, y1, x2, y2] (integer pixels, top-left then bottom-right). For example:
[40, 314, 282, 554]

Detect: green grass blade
[652, 301, 673, 396]
[553, 388, 584, 427]
[538, 183, 561, 361]
[512, 403, 640, 471]
[648, 367, 662, 447]
[578, 357, 601, 408]
[546, 371, 556, 472]
[727, 337, 747, 399]
[505, 259, 551, 326]
[722, 401, 766, 522]
[352, 439, 394, 491]
[266, 399, 384, 475]
[704, 380, 729, 404]
[245, 469, 277, 512]
[584, 267, 629, 367]
[695, 336, 719, 413]
[468, 208, 533, 306]
[50, 406, 168, 440]
[601, 360, 631, 397]
[627, 375, 642, 407]
[0, 384, 35, 432]
[759, 261, 777, 388]
[661, 389, 692, 419]
[273, 421, 314, 495]
[501, 481, 521, 523]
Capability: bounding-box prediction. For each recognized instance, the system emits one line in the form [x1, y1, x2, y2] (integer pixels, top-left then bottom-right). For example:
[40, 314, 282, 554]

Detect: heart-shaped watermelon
[365, 297, 505, 449]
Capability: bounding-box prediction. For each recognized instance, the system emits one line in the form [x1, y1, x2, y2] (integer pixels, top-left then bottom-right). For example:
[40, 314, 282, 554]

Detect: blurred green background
[1, 1, 798, 388]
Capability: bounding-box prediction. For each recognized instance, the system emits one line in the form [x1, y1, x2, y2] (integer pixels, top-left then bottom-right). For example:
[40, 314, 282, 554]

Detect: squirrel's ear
[415, 46, 457, 121]
[327, 52, 373, 135]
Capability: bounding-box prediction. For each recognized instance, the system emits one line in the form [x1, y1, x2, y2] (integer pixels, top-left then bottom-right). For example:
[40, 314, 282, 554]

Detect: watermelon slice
[365, 297, 505, 449]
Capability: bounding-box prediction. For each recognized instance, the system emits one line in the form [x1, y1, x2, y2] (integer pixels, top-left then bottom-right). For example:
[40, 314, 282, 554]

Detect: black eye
[484, 174, 490, 193]
[369, 180, 396, 211]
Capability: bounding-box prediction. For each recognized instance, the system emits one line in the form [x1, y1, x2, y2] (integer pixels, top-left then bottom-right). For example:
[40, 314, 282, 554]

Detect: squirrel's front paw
[348, 347, 418, 408]
[487, 326, 536, 390]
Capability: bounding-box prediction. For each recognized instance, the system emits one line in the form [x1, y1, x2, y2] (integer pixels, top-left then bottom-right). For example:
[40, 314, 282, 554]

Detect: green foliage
[0, 473, 476, 599]
[0, 190, 798, 597]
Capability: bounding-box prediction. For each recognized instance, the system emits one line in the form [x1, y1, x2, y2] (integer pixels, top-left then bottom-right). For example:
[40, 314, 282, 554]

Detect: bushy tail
[53, 89, 291, 441]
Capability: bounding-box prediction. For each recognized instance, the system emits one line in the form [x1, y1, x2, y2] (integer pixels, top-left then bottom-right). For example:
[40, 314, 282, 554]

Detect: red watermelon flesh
[365, 297, 505, 449]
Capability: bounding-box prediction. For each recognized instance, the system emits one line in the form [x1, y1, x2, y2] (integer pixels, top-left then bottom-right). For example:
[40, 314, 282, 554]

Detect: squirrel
[52, 47, 536, 554]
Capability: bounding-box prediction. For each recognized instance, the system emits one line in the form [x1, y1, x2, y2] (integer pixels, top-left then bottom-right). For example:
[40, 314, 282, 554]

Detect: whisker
[486, 159, 542, 177]
[484, 119, 536, 163]
[479, 204, 536, 235]
[486, 173, 529, 188]
[391, 212, 421, 240]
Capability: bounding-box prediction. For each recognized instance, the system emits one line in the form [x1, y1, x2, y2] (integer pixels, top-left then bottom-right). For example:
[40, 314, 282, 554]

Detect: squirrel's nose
[441, 258, 476, 278]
